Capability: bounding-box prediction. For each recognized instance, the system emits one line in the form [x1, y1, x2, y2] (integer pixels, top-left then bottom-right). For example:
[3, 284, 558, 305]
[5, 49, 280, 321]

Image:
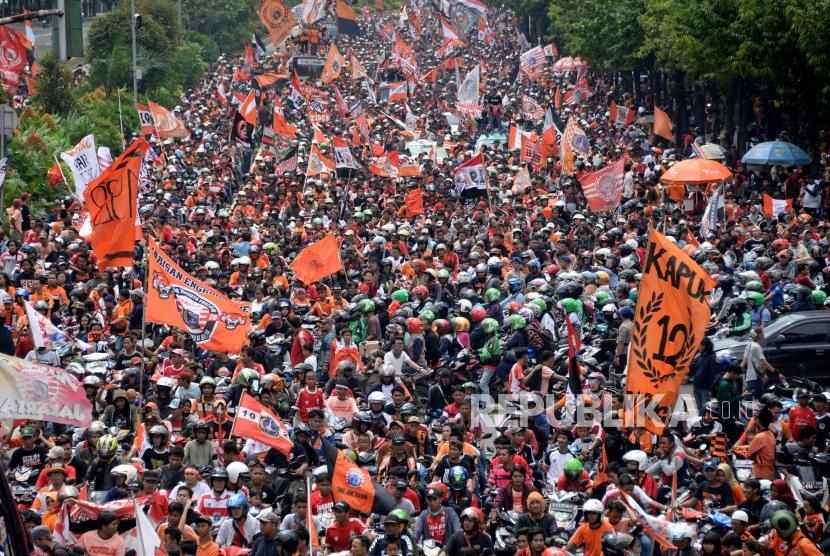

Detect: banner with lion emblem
[256, 0, 296, 47]
[146, 237, 251, 352]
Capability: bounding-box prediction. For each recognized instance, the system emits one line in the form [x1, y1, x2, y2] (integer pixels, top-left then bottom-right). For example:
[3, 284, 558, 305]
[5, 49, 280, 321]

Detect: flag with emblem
[520, 95, 544, 120]
[232, 392, 293, 455]
[135, 102, 156, 135]
[609, 101, 635, 126]
[323, 438, 396, 514]
[306, 143, 336, 177]
[321, 43, 346, 84]
[578, 159, 625, 213]
[289, 234, 344, 285]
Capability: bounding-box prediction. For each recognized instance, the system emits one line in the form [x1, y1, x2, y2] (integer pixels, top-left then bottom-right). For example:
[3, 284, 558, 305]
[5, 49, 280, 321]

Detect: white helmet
[732, 510, 749, 523]
[226, 461, 250, 483]
[82, 375, 102, 387]
[205, 261, 220, 270]
[456, 299, 472, 313]
[601, 304, 617, 315]
[111, 464, 138, 484]
[583, 499, 604, 514]
[622, 450, 649, 471]
[368, 391, 386, 404]
[157, 377, 175, 388]
[238, 256, 251, 266]
[671, 523, 695, 542]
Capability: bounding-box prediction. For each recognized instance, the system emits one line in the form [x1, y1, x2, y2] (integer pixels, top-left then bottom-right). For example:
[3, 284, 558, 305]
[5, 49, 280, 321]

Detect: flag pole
[117, 88, 126, 151]
[306, 473, 314, 556]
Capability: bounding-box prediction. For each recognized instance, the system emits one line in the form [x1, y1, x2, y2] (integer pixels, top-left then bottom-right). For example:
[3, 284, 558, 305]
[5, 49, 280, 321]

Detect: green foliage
[88, 44, 133, 95]
[170, 42, 208, 89]
[183, 0, 259, 53]
[182, 31, 220, 65]
[31, 53, 77, 116]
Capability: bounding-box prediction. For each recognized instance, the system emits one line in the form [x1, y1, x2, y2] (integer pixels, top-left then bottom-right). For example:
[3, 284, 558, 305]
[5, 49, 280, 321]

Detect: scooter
[493, 511, 520, 556]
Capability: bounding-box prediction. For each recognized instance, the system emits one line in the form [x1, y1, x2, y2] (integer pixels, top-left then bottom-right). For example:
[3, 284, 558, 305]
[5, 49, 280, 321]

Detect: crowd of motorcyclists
[4, 2, 830, 556]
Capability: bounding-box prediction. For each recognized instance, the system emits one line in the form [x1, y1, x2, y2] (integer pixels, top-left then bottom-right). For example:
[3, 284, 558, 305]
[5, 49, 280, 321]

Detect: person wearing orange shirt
[194, 514, 220, 556]
[110, 289, 133, 348]
[566, 499, 615, 556]
[45, 274, 68, 308]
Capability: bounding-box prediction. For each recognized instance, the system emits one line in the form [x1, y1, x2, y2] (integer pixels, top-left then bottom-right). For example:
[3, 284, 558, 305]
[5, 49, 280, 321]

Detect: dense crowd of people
[4, 2, 830, 556]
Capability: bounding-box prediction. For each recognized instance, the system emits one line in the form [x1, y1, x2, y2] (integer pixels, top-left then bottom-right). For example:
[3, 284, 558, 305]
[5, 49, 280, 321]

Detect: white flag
[456, 64, 481, 116]
[0, 157, 8, 194]
[332, 138, 358, 170]
[24, 301, 92, 351]
[60, 134, 100, 199]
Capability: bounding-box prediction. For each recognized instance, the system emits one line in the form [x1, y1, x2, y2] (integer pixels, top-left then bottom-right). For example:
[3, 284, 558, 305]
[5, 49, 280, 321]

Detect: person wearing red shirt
[325, 502, 366, 552]
[789, 389, 817, 441]
[290, 316, 314, 366]
[296, 372, 325, 423]
[310, 476, 334, 526]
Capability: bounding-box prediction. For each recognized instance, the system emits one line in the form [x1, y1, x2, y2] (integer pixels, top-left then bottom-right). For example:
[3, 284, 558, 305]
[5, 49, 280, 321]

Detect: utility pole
[177, 0, 182, 32]
[130, 0, 137, 100]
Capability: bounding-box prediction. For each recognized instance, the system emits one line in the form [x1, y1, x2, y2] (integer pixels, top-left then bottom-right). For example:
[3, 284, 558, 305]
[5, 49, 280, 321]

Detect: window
[779, 322, 829, 345]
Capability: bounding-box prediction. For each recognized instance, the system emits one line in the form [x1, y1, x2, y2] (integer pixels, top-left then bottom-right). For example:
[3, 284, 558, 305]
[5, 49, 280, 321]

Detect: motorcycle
[493, 511, 520, 556]
[546, 487, 583, 543]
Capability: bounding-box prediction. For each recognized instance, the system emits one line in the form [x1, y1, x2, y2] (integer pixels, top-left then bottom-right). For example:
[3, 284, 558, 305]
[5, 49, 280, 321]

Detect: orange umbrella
[659, 159, 732, 185]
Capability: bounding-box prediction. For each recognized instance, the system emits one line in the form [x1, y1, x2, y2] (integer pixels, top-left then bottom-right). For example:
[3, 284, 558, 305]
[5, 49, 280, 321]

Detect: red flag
[231, 392, 293, 456]
[289, 235, 344, 284]
[239, 90, 257, 125]
[244, 44, 255, 68]
[578, 159, 625, 212]
[653, 105, 674, 141]
[609, 101, 635, 126]
[334, 85, 348, 118]
[273, 99, 297, 139]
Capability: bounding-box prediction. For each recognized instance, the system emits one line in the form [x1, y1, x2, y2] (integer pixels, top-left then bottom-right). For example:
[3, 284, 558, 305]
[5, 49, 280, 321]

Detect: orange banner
[321, 43, 346, 84]
[148, 101, 189, 139]
[146, 237, 252, 352]
[625, 229, 713, 433]
[289, 235, 344, 285]
[331, 449, 376, 512]
[256, 0, 296, 47]
[82, 138, 146, 268]
[404, 188, 424, 216]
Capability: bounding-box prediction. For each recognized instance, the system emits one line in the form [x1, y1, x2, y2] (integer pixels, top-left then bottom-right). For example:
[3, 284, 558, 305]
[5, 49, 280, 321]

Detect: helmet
[389, 508, 410, 523]
[564, 458, 583, 480]
[226, 461, 250, 483]
[508, 314, 526, 331]
[354, 411, 373, 424]
[276, 531, 299, 554]
[485, 288, 501, 303]
[419, 309, 435, 321]
[359, 299, 376, 314]
[506, 300, 522, 314]
[368, 391, 386, 405]
[596, 271, 610, 285]
[732, 510, 750, 523]
[460, 507, 485, 524]
[392, 290, 409, 303]
[400, 403, 417, 415]
[470, 306, 487, 322]
[481, 318, 499, 335]
[508, 278, 522, 293]
[595, 290, 610, 304]
[530, 298, 547, 313]
[454, 317, 470, 332]
[96, 434, 118, 460]
[148, 425, 169, 440]
[412, 285, 429, 298]
[770, 510, 799, 538]
[411, 259, 428, 274]
[227, 492, 249, 513]
[759, 501, 791, 524]
[83, 375, 102, 387]
[583, 499, 604, 514]
[731, 298, 748, 313]
[559, 298, 578, 314]
[813, 290, 827, 306]
[58, 486, 80, 502]
[237, 368, 259, 387]
[157, 377, 174, 389]
[448, 466, 469, 491]
[111, 464, 138, 483]
[210, 468, 229, 483]
[199, 376, 216, 388]
[601, 533, 635, 556]
[434, 319, 451, 334]
[618, 306, 634, 318]
[193, 421, 210, 432]
[456, 299, 472, 313]
[406, 317, 423, 334]
[745, 292, 765, 306]
[671, 524, 695, 543]
[437, 269, 450, 280]
[622, 450, 649, 471]
[745, 280, 764, 292]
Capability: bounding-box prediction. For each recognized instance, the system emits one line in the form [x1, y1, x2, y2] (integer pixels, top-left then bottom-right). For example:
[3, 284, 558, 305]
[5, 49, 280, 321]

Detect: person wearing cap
[680, 458, 736, 515]
[813, 393, 830, 451]
[78, 510, 126, 556]
[788, 387, 817, 442]
[369, 513, 414, 556]
[30, 525, 70, 556]
[192, 513, 220, 556]
[730, 510, 752, 541]
[325, 501, 366, 552]
[8, 425, 47, 485]
[414, 487, 461, 545]
[31, 463, 67, 514]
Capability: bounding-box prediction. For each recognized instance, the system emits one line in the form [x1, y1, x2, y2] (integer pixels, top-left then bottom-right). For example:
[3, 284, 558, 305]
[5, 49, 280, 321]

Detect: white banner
[60, 134, 101, 198]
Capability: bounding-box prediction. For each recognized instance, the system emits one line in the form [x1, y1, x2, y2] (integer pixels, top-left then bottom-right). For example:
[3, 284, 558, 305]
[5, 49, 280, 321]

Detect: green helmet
[485, 288, 501, 303]
[419, 309, 435, 321]
[392, 289, 409, 303]
[812, 289, 827, 306]
[312, 217, 322, 227]
[437, 269, 450, 279]
[595, 290, 610, 304]
[564, 458, 583, 480]
[509, 314, 526, 330]
[200, 376, 216, 388]
[770, 510, 798, 538]
[390, 508, 410, 523]
[354, 211, 364, 219]
[237, 368, 259, 387]
[359, 299, 376, 314]
[481, 318, 499, 335]
[628, 288, 638, 302]
[745, 292, 765, 306]
[530, 298, 547, 313]
[560, 298, 578, 314]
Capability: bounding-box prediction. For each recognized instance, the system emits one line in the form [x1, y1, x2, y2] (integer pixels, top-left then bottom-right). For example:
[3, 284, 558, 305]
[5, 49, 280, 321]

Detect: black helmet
[276, 530, 299, 554]
[601, 533, 635, 556]
[731, 298, 748, 313]
[210, 468, 229, 481]
[400, 403, 417, 416]
[353, 411, 373, 424]
[759, 501, 792, 525]
[759, 393, 780, 407]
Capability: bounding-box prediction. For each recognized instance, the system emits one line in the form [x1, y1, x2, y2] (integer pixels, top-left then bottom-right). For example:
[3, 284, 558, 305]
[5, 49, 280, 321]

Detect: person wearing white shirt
[546, 431, 575, 485]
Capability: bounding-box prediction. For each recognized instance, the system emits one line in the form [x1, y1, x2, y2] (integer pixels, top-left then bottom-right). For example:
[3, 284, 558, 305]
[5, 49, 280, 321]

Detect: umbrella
[552, 56, 587, 72]
[696, 143, 726, 160]
[660, 159, 733, 185]
[741, 141, 811, 166]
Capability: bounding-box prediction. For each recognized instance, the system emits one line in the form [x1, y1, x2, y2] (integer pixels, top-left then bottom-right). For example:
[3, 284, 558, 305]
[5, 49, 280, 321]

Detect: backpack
[526, 321, 556, 352]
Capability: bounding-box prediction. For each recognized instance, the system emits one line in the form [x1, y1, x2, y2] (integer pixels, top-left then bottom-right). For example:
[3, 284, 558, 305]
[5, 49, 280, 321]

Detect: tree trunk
[672, 70, 687, 147]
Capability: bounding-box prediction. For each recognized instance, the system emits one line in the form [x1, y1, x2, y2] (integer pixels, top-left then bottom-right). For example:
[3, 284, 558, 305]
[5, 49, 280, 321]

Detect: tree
[183, 0, 259, 53]
[32, 53, 77, 116]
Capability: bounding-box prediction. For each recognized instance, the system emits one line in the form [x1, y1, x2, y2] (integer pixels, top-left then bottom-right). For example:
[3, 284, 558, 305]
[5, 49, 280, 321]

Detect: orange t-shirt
[748, 430, 777, 480]
[569, 520, 615, 556]
[79, 530, 126, 556]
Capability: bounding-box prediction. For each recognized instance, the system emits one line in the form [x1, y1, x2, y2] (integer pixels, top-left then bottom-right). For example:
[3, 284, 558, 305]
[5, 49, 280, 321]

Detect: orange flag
[239, 90, 257, 126]
[321, 43, 346, 84]
[273, 99, 297, 139]
[148, 101, 189, 139]
[82, 138, 147, 268]
[404, 188, 424, 216]
[653, 105, 674, 141]
[256, 0, 296, 47]
[146, 237, 252, 352]
[625, 230, 714, 434]
[47, 161, 64, 188]
[554, 87, 561, 110]
[289, 235, 344, 285]
[350, 54, 368, 82]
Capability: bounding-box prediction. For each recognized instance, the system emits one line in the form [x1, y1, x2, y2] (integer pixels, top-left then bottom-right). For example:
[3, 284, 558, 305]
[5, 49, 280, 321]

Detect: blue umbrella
[741, 141, 811, 166]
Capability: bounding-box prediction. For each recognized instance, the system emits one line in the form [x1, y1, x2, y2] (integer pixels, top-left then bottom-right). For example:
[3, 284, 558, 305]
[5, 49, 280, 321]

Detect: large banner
[146, 238, 251, 351]
[231, 391, 293, 455]
[257, 0, 295, 47]
[0, 353, 92, 427]
[625, 230, 714, 433]
[0, 26, 30, 94]
[60, 134, 101, 199]
[578, 158, 625, 212]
